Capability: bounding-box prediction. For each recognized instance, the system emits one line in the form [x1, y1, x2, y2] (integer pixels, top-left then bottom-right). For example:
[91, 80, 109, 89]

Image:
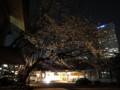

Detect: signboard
[71, 72, 83, 76]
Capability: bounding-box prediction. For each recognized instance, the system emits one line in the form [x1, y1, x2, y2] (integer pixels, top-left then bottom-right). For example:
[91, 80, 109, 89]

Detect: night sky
[86, 0, 120, 27]
[30, 0, 120, 26]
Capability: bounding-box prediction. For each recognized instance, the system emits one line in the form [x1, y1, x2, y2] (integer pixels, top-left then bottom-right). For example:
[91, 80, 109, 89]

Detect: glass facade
[98, 23, 119, 58]
[0, 64, 18, 77]
[99, 69, 111, 79]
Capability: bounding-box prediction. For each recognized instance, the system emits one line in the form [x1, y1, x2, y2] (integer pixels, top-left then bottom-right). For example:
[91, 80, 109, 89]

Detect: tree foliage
[15, 0, 107, 83]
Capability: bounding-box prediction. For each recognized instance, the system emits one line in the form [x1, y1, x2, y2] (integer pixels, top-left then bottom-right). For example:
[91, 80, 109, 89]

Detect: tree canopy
[14, 0, 108, 83]
[19, 0, 107, 70]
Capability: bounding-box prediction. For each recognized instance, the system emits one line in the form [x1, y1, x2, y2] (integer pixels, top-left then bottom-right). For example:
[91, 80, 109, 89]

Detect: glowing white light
[11, 71, 14, 73]
[0, 67, 2, 70]
[114, 49, 117, 52]
[104, 72, 107, 74]
[42, 73, 44, 77]
[44, 78, 51, 84]
[36, 74, 40, 77]
[15, 65, 18, 68]
[3, 64, 8, 67]
[109, 53, 114, 56]
[83, 56, 88, 59]
[101, 72, 104, 74]
[15, 71, 18, 75]
[105, 47, 108, 50]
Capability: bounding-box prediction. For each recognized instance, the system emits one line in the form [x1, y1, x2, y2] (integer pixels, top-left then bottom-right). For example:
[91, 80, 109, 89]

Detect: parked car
[0, 77, 16, 86]
[76, 78, 93, 86]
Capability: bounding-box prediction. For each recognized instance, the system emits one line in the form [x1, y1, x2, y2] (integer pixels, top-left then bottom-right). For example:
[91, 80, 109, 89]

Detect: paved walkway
[30, 81, 120, 90]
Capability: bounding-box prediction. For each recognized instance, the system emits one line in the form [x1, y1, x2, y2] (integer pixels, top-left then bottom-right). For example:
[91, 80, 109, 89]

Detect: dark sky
[30, 0, 120, 28]
[88, 0, 120, 25]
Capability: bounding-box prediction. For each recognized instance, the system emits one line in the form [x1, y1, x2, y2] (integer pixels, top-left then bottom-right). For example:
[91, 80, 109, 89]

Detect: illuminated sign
[97, 25, 106, 29]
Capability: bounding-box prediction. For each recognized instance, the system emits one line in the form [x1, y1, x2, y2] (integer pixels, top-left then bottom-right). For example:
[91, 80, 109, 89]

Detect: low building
[84, 69, 117, 83]
[29, 70, 84, 83]
[0, 64, 18, 77]
[29, 69, 117, 83]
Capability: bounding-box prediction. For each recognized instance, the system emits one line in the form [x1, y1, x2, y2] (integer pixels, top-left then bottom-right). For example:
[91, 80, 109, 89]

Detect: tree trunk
[18, 58, 43, 84]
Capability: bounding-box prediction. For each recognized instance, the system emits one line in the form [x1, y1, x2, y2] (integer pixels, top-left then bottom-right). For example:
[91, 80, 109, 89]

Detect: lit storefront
[30, 71, 84, 83]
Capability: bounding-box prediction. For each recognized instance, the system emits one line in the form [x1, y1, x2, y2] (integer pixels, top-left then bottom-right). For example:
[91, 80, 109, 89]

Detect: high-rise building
[97, 23, 119, 58]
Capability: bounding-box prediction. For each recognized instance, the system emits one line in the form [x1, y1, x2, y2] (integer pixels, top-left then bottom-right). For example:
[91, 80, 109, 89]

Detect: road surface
[30, 81, 120, 90]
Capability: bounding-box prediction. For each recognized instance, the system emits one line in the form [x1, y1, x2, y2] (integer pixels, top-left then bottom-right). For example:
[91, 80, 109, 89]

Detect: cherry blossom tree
[15, 0, 107, 83]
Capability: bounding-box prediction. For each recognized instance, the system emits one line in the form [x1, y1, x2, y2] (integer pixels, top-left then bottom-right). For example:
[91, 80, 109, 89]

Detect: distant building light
[15, 65, 18, 68]
[83, 56, 88, 59]
[3, 69, 7, 71]
[114, 49, 117, 51]
[101, 72, 104, 74]
[3, 64, 8, 67]
[0, 67, 2, 70]
[108, 50, 113, 52]
[104, 71, 107, 74]
[105, 47, 108, 50]
[97, 25, 106, 29]
[15, 71, 18, 75]
[109, 53, 114, 56]
[105, 56, 112, 58]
